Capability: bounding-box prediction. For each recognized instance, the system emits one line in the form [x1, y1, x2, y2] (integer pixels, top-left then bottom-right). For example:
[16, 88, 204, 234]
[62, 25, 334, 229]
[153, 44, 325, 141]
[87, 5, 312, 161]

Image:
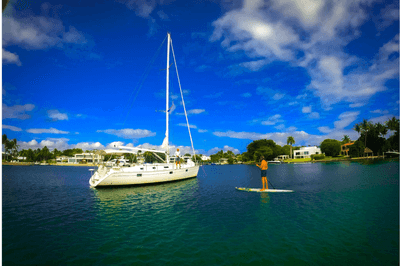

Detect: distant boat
[89, 33, 200, 187]
[268, 161, 281, 164]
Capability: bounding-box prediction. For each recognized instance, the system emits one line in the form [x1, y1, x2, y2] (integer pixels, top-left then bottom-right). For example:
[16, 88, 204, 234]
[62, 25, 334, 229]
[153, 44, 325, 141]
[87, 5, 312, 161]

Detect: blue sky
[2, 0, 399, 156]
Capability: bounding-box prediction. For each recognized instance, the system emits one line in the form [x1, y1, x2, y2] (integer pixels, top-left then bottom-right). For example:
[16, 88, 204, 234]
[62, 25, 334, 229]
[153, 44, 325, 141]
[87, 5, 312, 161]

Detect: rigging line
[122, 35, 167, 127]
[170, 38, 197, 162]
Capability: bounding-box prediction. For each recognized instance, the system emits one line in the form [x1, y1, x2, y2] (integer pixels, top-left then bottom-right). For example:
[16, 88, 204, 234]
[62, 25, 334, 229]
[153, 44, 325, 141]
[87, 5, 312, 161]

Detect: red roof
[342, 142, 355, 146]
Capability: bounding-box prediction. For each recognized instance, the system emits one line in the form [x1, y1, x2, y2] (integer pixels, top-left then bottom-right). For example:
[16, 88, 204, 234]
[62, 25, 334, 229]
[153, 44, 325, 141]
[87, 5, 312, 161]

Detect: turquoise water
[3, 160, 399, 265]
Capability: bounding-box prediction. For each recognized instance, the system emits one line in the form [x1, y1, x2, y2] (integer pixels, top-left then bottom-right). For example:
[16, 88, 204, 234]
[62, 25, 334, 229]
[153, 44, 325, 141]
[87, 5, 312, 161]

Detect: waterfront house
[219, 158, 229, 165]
[341, 142, 355, 156]
[293, 146, 322, 159]
[56, 156, 69, 163]
[277, 155, 289, 161]
[68, 153, 104, 164]
[201, 155, 211, 161]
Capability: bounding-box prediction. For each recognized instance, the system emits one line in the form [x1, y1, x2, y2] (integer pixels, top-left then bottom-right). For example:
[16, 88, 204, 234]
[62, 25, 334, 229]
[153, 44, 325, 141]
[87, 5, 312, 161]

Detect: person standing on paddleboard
[256, 156, 268, 191]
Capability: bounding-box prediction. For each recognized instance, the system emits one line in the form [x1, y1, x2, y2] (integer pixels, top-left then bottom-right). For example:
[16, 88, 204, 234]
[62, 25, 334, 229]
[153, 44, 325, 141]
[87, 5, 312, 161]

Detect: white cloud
[370, 109, 389, 114]
[118, 0, 158, 18]
[187, 109, 205, 115]
[2, 48, 21, 66]
[241, 92, 252, 98]
[309, 112, 320, 119]
[18, 138, 104, 151]
[212, 127, 362, 147]
[177, 123, 197, 129]
[302, 106, 312, 113]
[18, 138, 70, 151]
[47, 110, 68, 121]
[74, 142, 105, 150]
[213, 129, 315, 146]
[256, 87, 286, 102]
[333, 111, 359, 129]
[318, 126, 332, 134]
[239, 59, 267, 71]
[97, 128, 156, 139]
[210, 0, 397, 108]
[370, 115, 396, 124]
[3, 5, 86, 50]
[261, 114, 284, 126]
[272, 93, 285, 101]
[349, 103, 364, 108]
[3, 104, 35, 119]
[2, 125, 22, 131]
[27, 128, 69, 134]
[207, 145, 240, 155]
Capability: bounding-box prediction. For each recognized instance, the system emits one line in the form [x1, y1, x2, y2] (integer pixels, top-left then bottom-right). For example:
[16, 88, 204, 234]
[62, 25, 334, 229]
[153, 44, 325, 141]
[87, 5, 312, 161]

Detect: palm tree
[287, 136, 295, 159]
[2, 134, 9, 161]
[376, 122, 388, 138]
[386, 117, 399, 132]
[342, 135, 351, 144]
[354, 123, 361, 138]
[361, 119, 372, 147]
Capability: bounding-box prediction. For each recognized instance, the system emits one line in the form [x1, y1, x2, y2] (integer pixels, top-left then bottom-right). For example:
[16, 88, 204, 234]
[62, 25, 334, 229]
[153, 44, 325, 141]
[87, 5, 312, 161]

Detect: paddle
[268, 179, 275, 189]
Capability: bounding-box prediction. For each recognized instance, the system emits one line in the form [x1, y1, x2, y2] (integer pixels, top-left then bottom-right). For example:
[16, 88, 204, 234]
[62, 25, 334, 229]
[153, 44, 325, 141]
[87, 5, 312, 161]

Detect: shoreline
[2, 162, 99, 167]
[3, 155, 397, 167]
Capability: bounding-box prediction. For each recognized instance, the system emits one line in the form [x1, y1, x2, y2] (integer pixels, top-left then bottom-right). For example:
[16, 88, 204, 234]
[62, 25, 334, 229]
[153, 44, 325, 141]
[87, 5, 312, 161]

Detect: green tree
[386, 117, 399, 151]
[320, 139, 341, 156]
[40, 146, 51, 162]
[192, 154, 202, 162]
[247, 139, 280, 161]
[287, 136, 295, 159]
[2, 134, 9, 161]
[355, 119, 373, 147]
[53, 148, 62, 159]
[253, 146, 273, 162]
[341, 135, 351, 144]
[348, 141, 365, 158]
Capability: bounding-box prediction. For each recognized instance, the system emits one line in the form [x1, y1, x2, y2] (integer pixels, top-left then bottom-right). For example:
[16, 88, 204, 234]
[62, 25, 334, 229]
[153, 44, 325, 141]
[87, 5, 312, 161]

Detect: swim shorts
[261, 170, 267, 177]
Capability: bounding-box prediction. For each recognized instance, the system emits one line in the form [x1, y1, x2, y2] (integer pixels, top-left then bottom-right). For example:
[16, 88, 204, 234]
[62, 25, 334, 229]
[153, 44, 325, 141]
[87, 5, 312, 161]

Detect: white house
[293, 146, 322, 159]
[201, 155, 211, 161]
[276, 155, 289, 161]
[56, 156, 69, 163]
[68, 153, 104, 164]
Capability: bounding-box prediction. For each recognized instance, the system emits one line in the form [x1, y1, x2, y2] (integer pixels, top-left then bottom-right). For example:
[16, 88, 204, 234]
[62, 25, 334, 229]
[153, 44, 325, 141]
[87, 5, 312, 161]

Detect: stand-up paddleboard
[236, 187, 294, 193]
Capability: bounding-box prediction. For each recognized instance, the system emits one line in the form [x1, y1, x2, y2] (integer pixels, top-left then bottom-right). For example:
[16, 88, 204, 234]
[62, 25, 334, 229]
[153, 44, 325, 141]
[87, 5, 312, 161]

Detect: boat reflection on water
[91, 177, 200, 211]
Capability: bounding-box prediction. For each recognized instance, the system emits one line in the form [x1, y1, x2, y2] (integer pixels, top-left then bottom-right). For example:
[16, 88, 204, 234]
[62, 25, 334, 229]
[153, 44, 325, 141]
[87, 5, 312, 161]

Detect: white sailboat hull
[90, 164, 199, 187]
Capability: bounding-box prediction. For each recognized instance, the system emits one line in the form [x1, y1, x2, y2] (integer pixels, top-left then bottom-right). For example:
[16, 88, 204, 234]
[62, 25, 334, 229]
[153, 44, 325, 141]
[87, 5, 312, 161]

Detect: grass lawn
[284, 158, 312, 163]
[284, 156, 348, 163]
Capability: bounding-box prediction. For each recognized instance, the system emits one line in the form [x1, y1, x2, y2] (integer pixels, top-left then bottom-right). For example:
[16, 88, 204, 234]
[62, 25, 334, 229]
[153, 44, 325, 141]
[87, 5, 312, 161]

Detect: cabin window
[137, 174, 142, 177]
[164, 166, 169, 168]
[152, 167, 156, 169]
[170, 171, 173, 174]
[140, 168, 144, 170]
[186, 169, 188, 172]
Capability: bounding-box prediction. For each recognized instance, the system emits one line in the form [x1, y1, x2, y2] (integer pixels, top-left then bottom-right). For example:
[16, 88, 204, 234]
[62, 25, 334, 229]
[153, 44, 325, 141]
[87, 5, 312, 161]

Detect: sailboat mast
[166, 33, 171, 163]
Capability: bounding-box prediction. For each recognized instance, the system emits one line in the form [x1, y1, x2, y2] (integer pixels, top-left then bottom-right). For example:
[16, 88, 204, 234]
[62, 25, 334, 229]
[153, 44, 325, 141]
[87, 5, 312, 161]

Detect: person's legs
[264, 176, 268, 189]
[261, 176, 265, 191]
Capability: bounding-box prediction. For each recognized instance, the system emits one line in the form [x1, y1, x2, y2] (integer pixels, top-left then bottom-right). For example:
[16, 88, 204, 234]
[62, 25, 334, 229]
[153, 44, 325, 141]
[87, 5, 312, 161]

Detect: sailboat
[89, 33, 200, 187]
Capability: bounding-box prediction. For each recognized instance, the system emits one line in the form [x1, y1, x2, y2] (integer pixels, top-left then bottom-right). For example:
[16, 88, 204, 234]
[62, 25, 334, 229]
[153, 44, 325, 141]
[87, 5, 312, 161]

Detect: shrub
[311, 154, 325, 160]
